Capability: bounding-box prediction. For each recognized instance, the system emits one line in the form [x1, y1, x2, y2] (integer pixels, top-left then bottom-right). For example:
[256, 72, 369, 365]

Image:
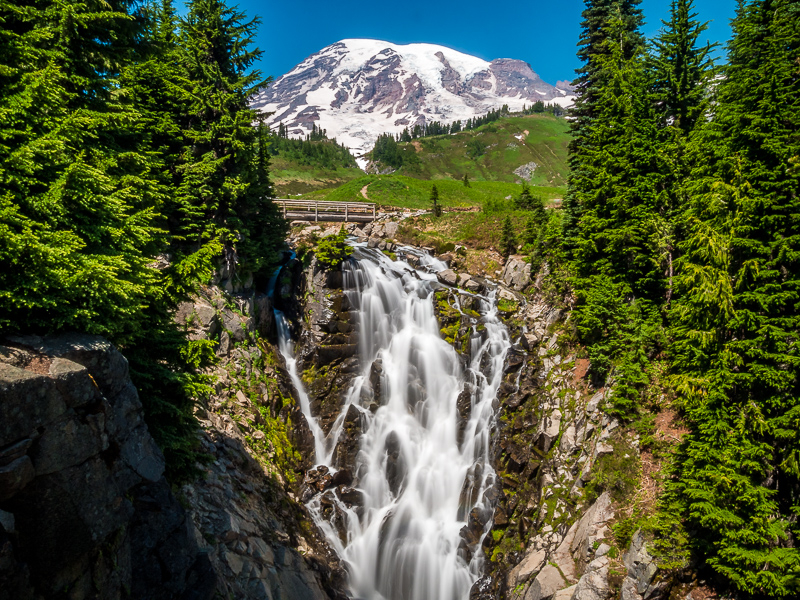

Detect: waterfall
[278, 246, 510, 600]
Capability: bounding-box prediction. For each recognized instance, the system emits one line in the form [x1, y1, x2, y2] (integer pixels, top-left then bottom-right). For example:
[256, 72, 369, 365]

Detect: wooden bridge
[276, 199, 377, 222]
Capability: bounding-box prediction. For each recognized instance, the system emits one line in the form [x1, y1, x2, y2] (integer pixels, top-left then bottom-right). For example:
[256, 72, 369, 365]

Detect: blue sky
[232, 0, 736, 85]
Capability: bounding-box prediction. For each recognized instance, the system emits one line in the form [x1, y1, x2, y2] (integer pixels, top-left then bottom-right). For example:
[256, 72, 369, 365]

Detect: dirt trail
[360, 184, 370, 200]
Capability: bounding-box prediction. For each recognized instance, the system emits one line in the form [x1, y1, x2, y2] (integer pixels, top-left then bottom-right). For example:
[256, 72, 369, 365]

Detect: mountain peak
[252, 39, 573, 157]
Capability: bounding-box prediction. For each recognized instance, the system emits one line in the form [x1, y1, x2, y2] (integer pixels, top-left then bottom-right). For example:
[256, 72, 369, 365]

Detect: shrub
[315, 227, 353, 269]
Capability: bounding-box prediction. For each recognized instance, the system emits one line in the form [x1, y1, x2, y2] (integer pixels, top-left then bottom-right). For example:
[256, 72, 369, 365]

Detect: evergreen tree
[499, 216, 517, 258]
[668, 0, 800, 593]
[567, 8, 666, 414]
[372, 133, 403, 168]
[649, 0, 716, 302]
[174, 0, 285, 273]
[0, 0, 163, 336]
[430, 184, 442, 217]
[562, 0, 645, 249]
[463, 173, 470, 187]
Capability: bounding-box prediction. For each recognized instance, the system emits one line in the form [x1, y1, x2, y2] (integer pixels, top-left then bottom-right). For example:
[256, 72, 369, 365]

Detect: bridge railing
[275, 199, 377, 222]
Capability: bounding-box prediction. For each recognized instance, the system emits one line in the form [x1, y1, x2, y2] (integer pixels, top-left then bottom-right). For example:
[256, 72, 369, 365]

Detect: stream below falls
[277, 245, 511, 600]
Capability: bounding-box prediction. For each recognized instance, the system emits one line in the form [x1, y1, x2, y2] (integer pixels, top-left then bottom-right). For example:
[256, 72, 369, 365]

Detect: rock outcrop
[0, 334, 215, 600]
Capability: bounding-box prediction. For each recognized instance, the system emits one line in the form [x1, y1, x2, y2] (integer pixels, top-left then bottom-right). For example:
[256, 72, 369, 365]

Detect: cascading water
[277, 245, 510, 600]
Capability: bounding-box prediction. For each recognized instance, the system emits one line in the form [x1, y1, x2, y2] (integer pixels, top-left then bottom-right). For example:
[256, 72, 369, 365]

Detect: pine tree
[649, 0, 716, 302]
[463, 173, 470, 187]
[499, 216, 517, 258]
[174, 0, 285, 273]
[567, 8, 666, 414]
[430, 184, 442, 217]
[562, 0, 645, 250]
[0, 0, 163, 337]
[668, 0, 800, 593]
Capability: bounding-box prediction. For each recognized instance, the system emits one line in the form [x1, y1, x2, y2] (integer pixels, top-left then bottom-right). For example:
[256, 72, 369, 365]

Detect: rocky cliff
[0, 279, 347, 599]
[0, 334, 215, 600]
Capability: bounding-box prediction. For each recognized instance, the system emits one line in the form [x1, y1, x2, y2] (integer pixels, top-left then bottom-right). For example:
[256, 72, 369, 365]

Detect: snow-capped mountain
[252, 39, 574, 157]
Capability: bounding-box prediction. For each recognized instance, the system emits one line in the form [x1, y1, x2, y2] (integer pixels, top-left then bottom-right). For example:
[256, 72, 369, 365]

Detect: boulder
[465, 279, 483, 293]
[383, 222, 399, 238]
[507, 548, 546, 589]
[536, 409, 562, 453]
[525, 564, 567, 600]
[437, 269, 458, 286]
[570, 492, 614, 570]
[623, 530, 659, 597]
[570, 559, 610, 600]
[502, 255, 532, 291]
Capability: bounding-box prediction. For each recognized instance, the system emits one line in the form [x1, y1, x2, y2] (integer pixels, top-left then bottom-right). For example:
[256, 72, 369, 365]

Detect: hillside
[370, 113, 571, 187]
[270, 156, 364, 196]
[268, 133, 365, 196]
[299, 173, 564, 210]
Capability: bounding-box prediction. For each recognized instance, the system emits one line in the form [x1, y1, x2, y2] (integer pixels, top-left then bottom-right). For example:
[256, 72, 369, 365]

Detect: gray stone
[35, 334, 130, 397]
[436, 269, 458, 286]
[0, 364, 66, 448]
[525, 564, 567, 600]
[620, 577, 643, 600]
[595, 543, 611, 558]
[536, 409, 562, 453]
[623, 530, 658, 595]
[502, 255, 533, 291]
[30, 410, 108, 475]
[218, 331, 231, 356]
[465, 279, 482, 293]
[570, 492, 614, 570]
[0, 508, 14, 533]
[560, 425, 578, 453]
[554, 585, 578, 600]
[507, 548, 546, 588]
[384, 222, 398, 237]
[595, 442, 614, 457]
[48, 358, 99, 408]
[587, 391, 604, 413]
[570, 564, 609, 600]
[119, 425, 165, 482]
[0, 438, 32, 467]
[457, 273, 472, 287]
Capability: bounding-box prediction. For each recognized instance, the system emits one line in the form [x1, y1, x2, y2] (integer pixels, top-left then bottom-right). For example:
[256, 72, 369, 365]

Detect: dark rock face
[0, 335, 214, 600]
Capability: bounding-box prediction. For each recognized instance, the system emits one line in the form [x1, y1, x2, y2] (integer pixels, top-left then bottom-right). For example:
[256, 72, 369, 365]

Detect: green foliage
[0, 0, 285, 481]
[584, 437, 641, 504]
[664, 0, 800, 594]
[372, 133, 404, 169]
[315, 227, 353, 269]
[499, 215, 517, 258]
[565, 0, 800, 593]
[269, 135, 357, 170]
[430, 184, 443, 217]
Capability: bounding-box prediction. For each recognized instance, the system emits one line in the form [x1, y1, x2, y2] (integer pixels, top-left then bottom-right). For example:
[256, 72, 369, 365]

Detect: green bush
[315, 227, 353, 269]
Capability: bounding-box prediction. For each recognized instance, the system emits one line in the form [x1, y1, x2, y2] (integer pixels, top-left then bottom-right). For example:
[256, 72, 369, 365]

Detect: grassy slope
[301, 174, 565, 210]
[270, 156, 364, 196]
[395, 114, 570, 186]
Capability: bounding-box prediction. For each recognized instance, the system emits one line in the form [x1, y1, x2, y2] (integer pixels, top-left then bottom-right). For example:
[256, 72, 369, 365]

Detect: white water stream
[277, 245, 510, 600]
